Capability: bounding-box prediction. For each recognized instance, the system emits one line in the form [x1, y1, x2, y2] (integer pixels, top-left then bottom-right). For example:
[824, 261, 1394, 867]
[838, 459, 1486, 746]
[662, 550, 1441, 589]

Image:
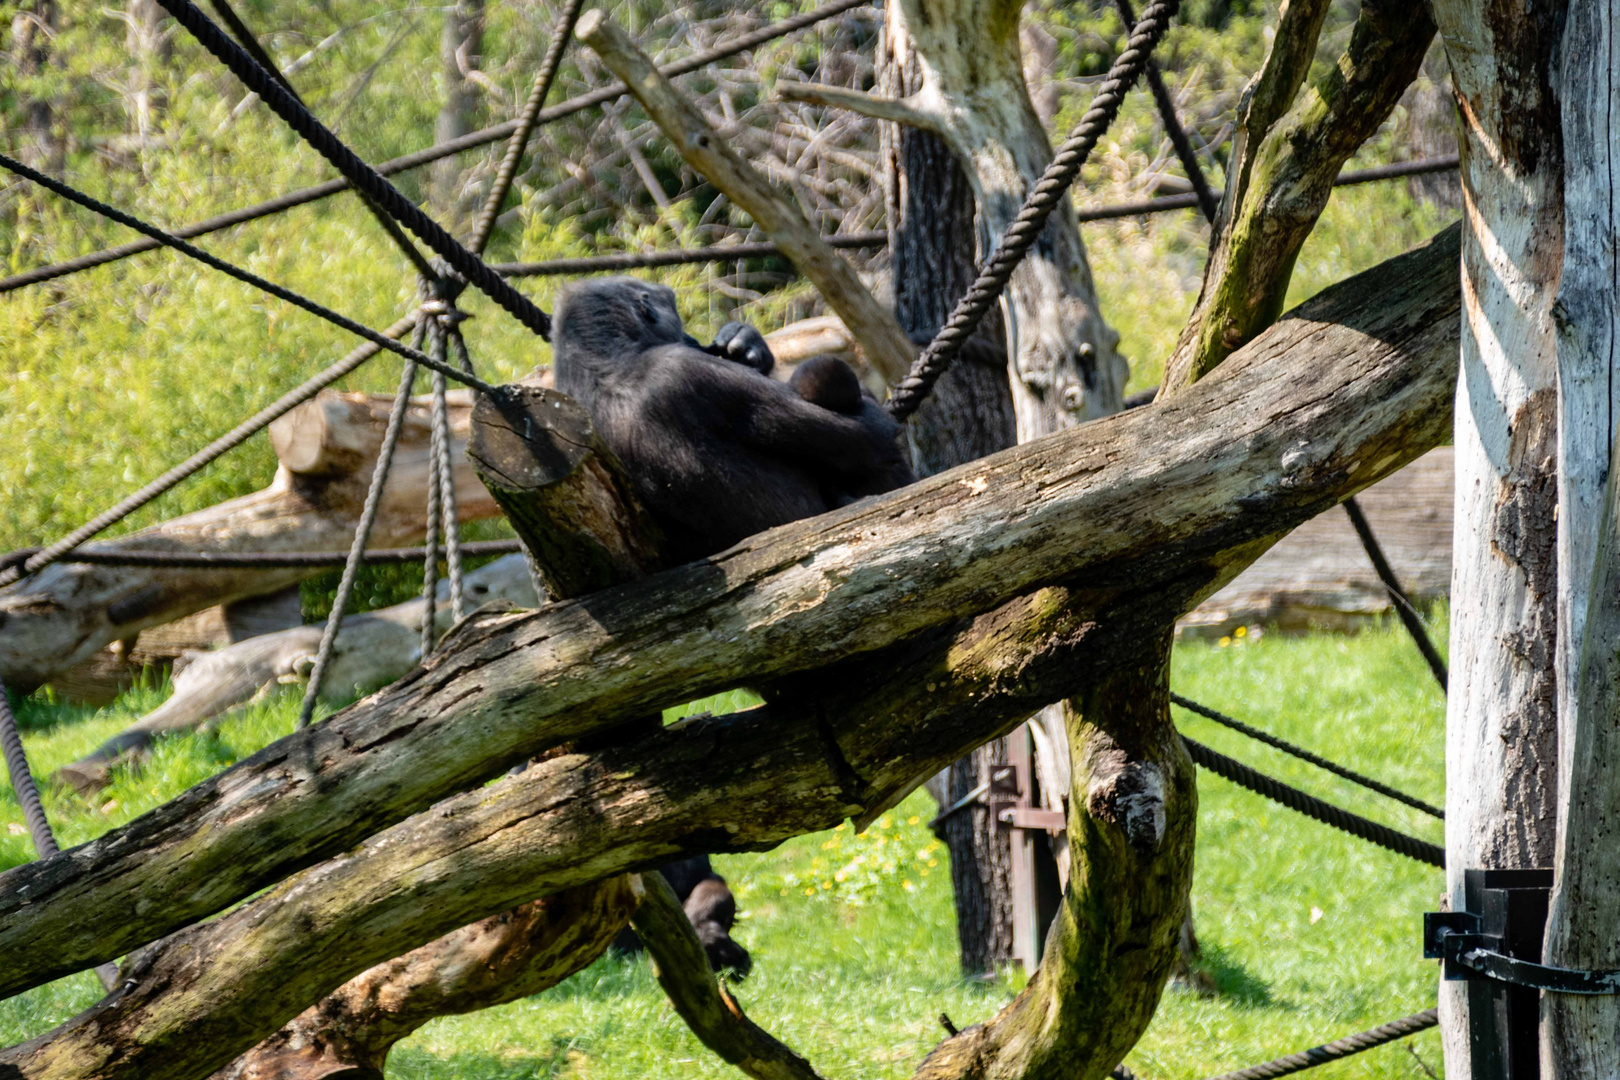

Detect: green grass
[1, 614, 1448, 1078]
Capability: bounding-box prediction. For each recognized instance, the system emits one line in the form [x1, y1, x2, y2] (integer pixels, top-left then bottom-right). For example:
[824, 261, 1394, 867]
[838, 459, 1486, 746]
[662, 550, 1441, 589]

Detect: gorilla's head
[553, 276, 685, 372]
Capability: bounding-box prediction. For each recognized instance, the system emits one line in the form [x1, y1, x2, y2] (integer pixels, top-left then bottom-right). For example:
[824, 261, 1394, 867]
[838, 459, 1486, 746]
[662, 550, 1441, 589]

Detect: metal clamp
[1425, 910, 1620, 995]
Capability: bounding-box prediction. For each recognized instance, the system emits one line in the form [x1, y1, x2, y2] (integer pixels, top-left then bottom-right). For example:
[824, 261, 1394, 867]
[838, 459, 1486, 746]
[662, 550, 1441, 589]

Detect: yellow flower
[1234, 625, 1247, 638]
[1218, 636, 1232, 648]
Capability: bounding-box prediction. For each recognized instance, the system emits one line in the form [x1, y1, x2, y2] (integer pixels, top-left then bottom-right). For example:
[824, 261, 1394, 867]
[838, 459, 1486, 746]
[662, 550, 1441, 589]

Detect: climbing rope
[1182, 737, 1444, 867]
[441, 326, 482, 621]
[0, 540, 521, 572]
[0, 676, 122, 990]
[0, 154, 493, 396]
[1201, 1008, 1438, 1080]
[466, 0, 587, 256]
[298, 358, 420, 727]
[886, 0, 1180, 421]
[203, 0, 440, 283]
[152, 0, 553, 338]
[1114, 0, 1219, 223]
[1172, 695, 1443, 819]
[1340, 498, 1449, 691]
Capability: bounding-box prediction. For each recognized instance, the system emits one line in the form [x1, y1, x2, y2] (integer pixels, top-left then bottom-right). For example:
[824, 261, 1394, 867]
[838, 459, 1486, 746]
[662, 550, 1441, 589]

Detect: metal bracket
[1424, 868, 1620, 1080]
[998, 806, 1066, 832]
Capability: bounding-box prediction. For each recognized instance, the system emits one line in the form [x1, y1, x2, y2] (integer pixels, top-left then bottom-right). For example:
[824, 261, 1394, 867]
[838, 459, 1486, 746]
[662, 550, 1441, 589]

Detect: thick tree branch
[211, 877, 641, 1080]
[576, 10, 917, 386]
[0, 227, 1461, 1006]
[1162, 0, 1436, 391]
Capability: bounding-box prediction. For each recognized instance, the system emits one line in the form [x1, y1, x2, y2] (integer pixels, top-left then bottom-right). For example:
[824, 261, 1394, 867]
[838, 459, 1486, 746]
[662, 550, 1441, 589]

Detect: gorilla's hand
[709, 321, 775, 376]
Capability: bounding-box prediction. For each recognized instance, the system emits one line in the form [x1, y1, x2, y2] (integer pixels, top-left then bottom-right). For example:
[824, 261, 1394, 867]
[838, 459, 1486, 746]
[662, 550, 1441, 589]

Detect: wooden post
[1426, 1, 1565, 1072]
[1543, 0, 1620, 1071]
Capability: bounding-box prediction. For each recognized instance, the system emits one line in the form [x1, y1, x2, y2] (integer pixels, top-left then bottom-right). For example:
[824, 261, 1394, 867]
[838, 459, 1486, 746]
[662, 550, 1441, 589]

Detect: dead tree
[0, 229, 1461, 1079]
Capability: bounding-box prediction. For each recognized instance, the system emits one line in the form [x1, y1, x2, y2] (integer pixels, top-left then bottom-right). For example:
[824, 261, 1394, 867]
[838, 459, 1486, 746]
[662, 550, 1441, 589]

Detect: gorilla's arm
[682, 322, 775, 375]
[668, 350, 910, 480]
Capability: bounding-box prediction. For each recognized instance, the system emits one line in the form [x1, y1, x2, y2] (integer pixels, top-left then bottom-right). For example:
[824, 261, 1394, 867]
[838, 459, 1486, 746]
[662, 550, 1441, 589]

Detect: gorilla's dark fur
[614, 856, 751, 976]
[788, 354, 866, 415]
[555, 278, 919, 977]
[552, 276, 915, 564]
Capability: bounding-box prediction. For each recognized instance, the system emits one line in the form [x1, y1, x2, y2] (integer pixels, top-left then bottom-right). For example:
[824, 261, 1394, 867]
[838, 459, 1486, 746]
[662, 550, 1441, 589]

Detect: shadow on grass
[1181, 942, 1278, 1008]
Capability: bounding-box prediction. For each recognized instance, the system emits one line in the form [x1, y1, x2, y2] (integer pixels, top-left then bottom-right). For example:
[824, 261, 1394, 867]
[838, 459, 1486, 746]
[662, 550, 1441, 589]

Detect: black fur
[614, 855, 752, 976]
[552, 277, 915, 563]
[788, 354, 866, 415]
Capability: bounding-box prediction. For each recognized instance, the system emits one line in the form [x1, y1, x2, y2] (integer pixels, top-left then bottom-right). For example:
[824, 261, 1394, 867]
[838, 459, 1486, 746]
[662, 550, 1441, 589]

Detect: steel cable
[1171, 695, 1443, 819]
[152, 0, 554, 337]
[0, 540, 521, 571]
[1182, 737, 1444, 867]
[203, 0, 439, 282]
[886, 0, 1180, 421]
[0, 309, 424, 589]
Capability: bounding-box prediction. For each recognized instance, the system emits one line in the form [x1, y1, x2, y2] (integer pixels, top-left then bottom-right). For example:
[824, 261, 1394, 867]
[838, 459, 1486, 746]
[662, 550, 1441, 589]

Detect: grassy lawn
[0, 614, 1447, 1079]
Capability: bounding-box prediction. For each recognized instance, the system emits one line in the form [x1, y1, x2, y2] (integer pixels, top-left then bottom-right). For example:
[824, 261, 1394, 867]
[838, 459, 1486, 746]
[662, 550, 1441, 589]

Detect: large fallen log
[0, 389, 499, 694]
[0, 226, 1461, 1005]
[53, 555, 539, 795]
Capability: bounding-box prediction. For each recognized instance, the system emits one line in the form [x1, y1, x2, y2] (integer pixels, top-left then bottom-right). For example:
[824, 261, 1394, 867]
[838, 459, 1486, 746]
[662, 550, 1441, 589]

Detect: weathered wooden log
[213, 381, 700, 1080]
[1180, 447, 1453, 635]
[576, 9, 918, 388]
[53, 555, 539, 796]
[0, 389, 498, 695]
[631, 873, 827, 1080]
[0, 226, 1461, 1003]
[0, 571, 1218, 1080]
[465, 383, 665, 596]
[211, 876, 642, 1080]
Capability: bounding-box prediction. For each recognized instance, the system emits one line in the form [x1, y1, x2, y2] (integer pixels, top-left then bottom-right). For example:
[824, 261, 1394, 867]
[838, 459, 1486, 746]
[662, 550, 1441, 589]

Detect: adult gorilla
[552, 276, 914, 563]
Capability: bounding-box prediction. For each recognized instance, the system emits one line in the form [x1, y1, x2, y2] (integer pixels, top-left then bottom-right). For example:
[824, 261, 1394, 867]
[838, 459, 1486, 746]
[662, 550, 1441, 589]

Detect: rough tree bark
[0, 228, 1461, 1037]
[781, 0, 1127, 428]
[879, 12, 1023, 975]
[0, 387, 497, 694]
[1426, 0, 1566, 1071]
[1161, 0, 1435, 390]
[1542, 0, 1620, 1070]
[215, 387, 670, 1080]
[210, 878, 640, 1080]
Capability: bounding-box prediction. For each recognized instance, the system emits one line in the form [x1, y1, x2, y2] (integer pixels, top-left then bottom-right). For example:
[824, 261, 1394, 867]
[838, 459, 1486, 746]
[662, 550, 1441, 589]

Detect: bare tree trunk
[431, 0, 485, 221]
[125, 0, 170, 148]
[1543, 0, 1620, 1071]
[881, 14, 1022, 976]
[783, 0, 1128, 424]
[11, 1, 63, 173]
[1426, 1, 1566, 1073]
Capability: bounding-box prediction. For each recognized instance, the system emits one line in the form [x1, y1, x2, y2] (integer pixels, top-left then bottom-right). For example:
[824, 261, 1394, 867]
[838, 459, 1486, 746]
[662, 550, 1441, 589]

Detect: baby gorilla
[788, 354, 866, 415]
[552, 277, 914, 563]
